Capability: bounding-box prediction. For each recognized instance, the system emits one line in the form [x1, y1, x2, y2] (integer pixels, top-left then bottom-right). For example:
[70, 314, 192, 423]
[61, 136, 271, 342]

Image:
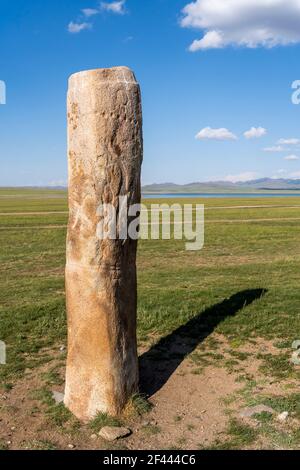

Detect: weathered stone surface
[98, 426, 131, 441]
[277, 411, 289, 422]
[291, 351, 300, 365]
[292, 340, 300, 350]
[52, 391, 64, 404]
[239, 404, 274, 418]
[64, 67, 143, 421]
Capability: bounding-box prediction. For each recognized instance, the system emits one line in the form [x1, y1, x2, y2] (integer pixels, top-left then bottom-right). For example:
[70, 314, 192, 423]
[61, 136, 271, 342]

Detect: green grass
[257, 352, 295, 379]
[258, 424, 300, 449]
[29, 386, 75, 427]
[22, 439, 58, 450]
[141, 424, 161, 436]
[129, 393, 153, 416]
[206, 419, 257, 450]
[224, 418, 257, 447]
[89, 413, 123, 432]
[41, 367, 64, 386]
[83, 395, 151, 433]
[1, 191, 300, 383]
[261, 393, 300, 418]
[0, 440, 9, 451]
[2, 190, 300, 448]
[252, 411, 273, 423]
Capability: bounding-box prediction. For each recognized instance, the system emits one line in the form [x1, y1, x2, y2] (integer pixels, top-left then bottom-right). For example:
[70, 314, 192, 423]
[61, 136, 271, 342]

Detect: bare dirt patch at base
[0, 353, 240, 451]
[0, 333, 250, 450]
[128, 365, 241, 450]
[1, 335, 300, 450]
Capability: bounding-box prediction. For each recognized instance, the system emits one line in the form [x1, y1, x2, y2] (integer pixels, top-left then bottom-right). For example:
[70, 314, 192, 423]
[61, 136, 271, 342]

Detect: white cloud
[82, 8, 99, 17]
[264, 145, 286, 153]
[277, 138, 300, 145]
[189, 31, 224, 51]
[195, 126, 237, 141]
[272, 169, 293, 179]
[100, 1, 126, 14]
[284, 154, 299, 161]
[288, 171, 300, 178]
[68, 21, 92, 33]
[223, 172, 259, 183]
[274, 169, 288, 175]
[273, 169, 300, 179]
[244, 127, 267, 139]
[181, 0, 300, 51]
[69, 2, 126, 33]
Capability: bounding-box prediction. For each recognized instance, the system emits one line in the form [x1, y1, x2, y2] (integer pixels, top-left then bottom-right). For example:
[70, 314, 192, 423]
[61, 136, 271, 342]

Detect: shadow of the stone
[139, 288, 267, 397]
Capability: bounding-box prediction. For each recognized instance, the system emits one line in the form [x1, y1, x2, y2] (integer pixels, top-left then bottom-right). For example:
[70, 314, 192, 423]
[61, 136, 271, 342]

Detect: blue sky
[1, 0, 300, 186]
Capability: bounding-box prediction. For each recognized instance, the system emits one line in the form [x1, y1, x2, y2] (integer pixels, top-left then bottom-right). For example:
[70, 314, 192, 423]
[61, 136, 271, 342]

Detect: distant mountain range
[4, 178, 300, 193]
[142, 178, 300, 194]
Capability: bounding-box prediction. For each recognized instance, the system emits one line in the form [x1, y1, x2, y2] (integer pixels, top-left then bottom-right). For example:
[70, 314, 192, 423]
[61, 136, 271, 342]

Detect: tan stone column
[64, 67, 143, 421]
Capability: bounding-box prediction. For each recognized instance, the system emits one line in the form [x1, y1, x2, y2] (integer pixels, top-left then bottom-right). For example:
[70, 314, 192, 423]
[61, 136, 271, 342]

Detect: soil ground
[1, 189, 300, 450]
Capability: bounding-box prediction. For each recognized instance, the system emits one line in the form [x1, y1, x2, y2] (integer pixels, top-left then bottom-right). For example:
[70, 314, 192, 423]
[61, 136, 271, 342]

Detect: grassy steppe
[1, 188, 300, 449]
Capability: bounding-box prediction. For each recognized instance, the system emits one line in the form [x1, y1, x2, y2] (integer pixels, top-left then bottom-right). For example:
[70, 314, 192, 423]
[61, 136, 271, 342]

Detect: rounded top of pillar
[68, 66, 138, 89]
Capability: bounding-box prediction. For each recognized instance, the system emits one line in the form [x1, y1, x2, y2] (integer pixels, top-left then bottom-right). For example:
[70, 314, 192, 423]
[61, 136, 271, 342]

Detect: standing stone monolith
[64, 67, 143, 421]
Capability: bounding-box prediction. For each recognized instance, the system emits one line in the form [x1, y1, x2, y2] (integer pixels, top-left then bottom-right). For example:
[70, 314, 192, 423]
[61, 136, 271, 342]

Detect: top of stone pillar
[68, 66, 138, 88]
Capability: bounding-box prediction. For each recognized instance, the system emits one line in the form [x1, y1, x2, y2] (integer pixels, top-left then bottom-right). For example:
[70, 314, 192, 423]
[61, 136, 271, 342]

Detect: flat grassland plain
[1, 188, 300, 450]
